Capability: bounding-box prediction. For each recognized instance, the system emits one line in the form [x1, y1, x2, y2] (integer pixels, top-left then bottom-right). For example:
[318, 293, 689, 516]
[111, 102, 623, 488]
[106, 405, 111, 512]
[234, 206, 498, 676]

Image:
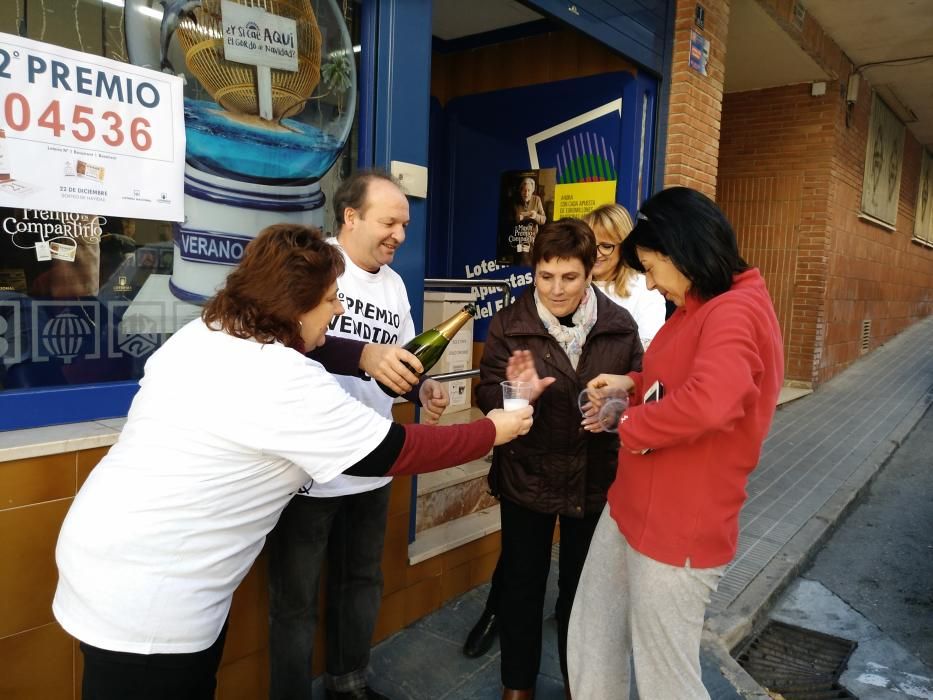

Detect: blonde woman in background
[584, 203, 666, 348]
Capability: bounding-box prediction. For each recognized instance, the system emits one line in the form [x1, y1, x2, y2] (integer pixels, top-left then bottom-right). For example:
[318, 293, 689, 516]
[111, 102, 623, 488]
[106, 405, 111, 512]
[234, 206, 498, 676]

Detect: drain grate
[735, 620, 858, 699]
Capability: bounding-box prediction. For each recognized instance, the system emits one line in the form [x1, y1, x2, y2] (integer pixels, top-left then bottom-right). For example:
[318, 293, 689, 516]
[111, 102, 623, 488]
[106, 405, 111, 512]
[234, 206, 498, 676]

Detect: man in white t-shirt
[268, 171, 448, 700]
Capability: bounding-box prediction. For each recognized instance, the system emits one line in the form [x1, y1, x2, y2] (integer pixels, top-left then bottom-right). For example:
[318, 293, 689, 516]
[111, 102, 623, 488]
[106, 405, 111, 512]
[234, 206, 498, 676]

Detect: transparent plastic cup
[578, 387, 629, 433]
[501, 380, 532, 411]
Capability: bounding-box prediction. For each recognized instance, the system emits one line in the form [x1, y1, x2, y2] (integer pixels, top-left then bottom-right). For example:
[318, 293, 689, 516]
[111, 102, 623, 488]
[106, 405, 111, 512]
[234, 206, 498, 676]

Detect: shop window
[0, 0, 362, 430]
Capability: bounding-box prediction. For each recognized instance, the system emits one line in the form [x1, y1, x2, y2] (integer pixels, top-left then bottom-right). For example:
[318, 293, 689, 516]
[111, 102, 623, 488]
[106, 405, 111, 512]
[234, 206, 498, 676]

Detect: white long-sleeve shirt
[594, 274, 666, 348]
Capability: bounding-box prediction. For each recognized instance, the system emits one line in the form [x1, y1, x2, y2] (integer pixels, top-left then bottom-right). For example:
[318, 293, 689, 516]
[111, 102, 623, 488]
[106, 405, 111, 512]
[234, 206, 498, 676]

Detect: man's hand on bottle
[488, 405, 534, 445]
[360, 344, 422, 395]
[419, 379, 449, 424]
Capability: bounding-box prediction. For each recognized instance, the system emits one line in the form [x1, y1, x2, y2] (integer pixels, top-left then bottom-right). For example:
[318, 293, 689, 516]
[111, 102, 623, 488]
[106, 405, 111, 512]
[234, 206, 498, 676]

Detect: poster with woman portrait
[914, 149, 933, 244]
[861, 94, 905, 226]
[496, 169, 556, 265]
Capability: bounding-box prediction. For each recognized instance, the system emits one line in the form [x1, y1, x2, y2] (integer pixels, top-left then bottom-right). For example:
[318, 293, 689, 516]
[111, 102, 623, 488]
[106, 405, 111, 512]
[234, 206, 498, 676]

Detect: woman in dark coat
[475, 218, 643, 699]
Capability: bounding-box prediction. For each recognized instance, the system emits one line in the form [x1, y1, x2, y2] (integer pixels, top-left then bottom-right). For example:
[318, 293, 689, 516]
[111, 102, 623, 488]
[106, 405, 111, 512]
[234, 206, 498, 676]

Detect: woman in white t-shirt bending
[584, 203, 666, 348]
[53, 224, 532, 700]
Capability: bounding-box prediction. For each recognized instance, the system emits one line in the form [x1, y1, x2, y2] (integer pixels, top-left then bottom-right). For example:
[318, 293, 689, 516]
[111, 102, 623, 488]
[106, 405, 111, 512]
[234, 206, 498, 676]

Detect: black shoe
[463, 609, 498, 658]
[325, 687, 390, 700]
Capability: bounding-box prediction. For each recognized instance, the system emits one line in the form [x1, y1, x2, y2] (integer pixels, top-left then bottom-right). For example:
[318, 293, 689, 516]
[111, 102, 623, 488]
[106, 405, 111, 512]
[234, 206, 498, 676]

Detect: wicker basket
[177, 0, 322, 121]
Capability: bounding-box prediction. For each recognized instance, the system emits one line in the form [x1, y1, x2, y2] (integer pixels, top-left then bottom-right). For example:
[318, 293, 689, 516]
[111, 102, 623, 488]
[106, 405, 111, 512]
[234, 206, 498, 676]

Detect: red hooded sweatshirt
[610, 268, 784, 568]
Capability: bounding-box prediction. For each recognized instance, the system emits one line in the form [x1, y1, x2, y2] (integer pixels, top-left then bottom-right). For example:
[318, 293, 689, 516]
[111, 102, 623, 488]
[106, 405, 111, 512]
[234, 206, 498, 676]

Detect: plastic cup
[578, 388, 629, 433]
[501, 380, 532, 411]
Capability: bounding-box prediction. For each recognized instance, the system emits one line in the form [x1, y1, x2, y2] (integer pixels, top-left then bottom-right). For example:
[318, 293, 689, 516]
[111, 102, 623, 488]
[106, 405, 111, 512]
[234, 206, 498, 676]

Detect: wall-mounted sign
[221, 0, 299, 72]
[221, 0, 299, 120]
[553, 181, 618, 219]
[0, 33, 185, 221]
[497, 169, 555, 265]
[914, 149, 933, 244]
[689, 30, 710, 77]
[861, 94, 905, 227]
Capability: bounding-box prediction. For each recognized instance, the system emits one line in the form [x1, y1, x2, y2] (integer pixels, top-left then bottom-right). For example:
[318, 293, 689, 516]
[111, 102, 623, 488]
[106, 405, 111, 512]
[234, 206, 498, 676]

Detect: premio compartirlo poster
[496, 168, 556, 266]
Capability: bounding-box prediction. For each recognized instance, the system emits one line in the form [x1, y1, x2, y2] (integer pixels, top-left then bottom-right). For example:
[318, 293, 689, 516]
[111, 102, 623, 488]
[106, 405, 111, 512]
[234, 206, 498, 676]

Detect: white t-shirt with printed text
[298, 240, 416, 497]
[52, 319, 390, 654]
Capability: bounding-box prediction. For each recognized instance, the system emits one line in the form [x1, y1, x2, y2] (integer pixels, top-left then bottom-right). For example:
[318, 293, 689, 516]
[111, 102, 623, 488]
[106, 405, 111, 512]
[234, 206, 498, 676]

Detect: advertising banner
[496, 168, 556, 265]
[438, 73, 641, 337]
[553, 181, 618, 219]
[0, 32, 185, 221]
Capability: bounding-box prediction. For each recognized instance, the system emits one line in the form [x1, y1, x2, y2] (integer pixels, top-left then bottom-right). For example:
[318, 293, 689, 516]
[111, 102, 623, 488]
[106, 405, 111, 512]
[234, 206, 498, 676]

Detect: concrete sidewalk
[329, 316, 933, 699]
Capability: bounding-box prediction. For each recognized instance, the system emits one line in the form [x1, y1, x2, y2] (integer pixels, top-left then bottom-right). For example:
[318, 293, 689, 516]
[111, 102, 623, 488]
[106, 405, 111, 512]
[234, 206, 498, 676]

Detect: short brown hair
[333, 169, 401, 228]
[530, 218, 597, 276]
[202, 224, 344, 348]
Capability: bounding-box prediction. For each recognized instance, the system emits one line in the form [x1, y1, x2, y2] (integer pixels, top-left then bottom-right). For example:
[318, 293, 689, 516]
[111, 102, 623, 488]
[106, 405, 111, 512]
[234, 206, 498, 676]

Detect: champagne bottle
[377, 303, 477, 398]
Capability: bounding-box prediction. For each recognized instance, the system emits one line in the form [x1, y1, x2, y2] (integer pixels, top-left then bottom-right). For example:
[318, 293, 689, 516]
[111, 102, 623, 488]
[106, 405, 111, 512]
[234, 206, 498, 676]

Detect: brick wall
[755, 0, 848, 79]
[717, 41, 932, 386]
[821, 83, 933, 382]
[718, 82, 838, 384]
[663, 0, 731, 196]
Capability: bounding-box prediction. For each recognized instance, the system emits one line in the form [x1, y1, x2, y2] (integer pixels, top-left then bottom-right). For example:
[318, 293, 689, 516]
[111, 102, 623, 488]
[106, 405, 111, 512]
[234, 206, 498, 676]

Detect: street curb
[703, 390, 933, 697]
[702, 634, 771, 699]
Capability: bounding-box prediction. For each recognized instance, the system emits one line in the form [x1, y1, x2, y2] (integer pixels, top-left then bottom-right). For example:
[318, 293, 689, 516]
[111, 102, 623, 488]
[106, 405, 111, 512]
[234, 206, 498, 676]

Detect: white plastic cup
[578, 387, 629, 432]
[501, 380, 532, 411]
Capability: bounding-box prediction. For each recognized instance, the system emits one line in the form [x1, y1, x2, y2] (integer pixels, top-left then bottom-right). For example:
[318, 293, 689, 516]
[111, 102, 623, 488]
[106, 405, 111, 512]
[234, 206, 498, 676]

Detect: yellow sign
[552, 181, 618, 219]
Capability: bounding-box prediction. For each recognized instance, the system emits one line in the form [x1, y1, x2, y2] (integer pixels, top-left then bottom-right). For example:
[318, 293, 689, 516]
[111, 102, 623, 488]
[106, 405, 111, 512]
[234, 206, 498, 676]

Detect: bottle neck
[433, 310, 473, 341]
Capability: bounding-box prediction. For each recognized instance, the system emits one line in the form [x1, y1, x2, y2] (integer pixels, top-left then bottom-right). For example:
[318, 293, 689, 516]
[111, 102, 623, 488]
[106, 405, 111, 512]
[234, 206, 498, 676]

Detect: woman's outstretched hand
[505, 350, 556, 402]
[487, 406, 534, 446]
[586, 374, 635, 408]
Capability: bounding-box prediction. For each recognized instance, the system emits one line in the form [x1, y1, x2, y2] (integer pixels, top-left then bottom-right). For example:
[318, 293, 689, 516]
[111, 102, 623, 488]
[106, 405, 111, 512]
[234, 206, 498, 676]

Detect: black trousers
[267, 485, 392, 699]
[497, 497, 601, 689]
[80, 623, 228, 700]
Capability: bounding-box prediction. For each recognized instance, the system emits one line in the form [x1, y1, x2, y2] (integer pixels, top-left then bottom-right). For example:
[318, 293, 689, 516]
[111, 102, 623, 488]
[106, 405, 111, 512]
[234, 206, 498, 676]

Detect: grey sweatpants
[567, 507, 724, 700]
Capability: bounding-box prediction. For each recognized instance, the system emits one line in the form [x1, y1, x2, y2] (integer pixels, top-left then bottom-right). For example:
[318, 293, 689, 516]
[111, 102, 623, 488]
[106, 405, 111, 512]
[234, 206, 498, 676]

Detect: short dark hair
[202, 224, 344, 349]
[333, 169, 401, 228]
[621, 187, 748, 300]
[531, 218, 598, 275]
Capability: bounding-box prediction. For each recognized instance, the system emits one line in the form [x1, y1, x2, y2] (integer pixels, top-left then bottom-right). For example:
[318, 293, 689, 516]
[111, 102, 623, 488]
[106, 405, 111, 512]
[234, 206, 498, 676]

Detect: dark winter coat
[476, 286, 644, 517]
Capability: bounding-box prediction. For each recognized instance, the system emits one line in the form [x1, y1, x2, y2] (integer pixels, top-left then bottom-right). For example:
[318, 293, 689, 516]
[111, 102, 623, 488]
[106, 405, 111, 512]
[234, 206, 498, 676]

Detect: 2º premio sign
[0, 32, 185, 221]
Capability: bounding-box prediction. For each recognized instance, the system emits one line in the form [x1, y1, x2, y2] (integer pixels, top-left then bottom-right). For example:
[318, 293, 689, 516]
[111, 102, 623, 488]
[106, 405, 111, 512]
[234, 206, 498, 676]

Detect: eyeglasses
[596, 242, 617, 255]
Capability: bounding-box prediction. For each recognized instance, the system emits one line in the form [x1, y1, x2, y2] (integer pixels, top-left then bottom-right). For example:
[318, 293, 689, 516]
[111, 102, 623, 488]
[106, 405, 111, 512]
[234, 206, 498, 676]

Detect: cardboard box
[422, 291, 474, 414]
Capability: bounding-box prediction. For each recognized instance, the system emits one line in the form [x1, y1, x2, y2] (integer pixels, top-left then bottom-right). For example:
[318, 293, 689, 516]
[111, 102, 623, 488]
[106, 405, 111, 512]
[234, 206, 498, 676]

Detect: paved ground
[760, 404, 933, 699]
[312, 316, 933, 699]
[802, 405, 933, 667]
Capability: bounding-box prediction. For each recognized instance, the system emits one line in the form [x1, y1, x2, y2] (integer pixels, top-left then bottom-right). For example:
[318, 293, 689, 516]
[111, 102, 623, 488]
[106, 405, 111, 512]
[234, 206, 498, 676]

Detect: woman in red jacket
[567, 187, 785, 700]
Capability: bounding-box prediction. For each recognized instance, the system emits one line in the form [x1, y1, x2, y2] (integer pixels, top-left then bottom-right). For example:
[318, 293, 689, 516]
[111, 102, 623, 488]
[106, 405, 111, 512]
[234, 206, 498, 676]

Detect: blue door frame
[358, 0, 433, 338]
